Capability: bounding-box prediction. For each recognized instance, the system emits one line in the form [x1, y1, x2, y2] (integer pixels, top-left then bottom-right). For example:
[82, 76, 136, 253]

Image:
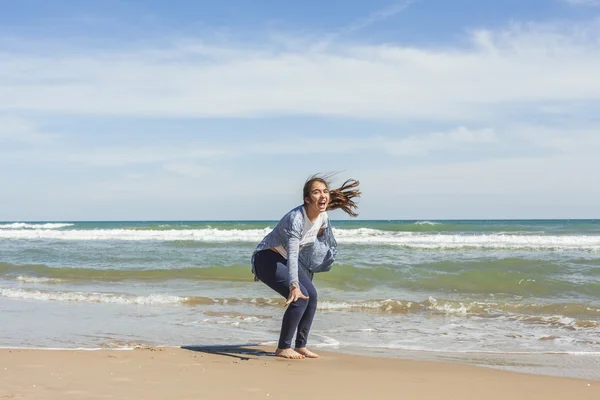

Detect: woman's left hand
[284, 287, 309, 307]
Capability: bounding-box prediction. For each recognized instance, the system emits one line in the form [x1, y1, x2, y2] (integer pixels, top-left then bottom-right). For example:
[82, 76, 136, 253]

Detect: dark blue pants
[253, 250, 318, 349]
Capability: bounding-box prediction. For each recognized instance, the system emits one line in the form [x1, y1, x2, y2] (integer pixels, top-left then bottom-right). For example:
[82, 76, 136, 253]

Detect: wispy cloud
[310, 1, 416, 51]
[5, 144, 228, 167]
[1, 119, 598, 219]
[1, 11, 600, 219]
[0, 116, 58, 144]
[3, 19, 598, 122]
[245, 126, 497, 156]
[381, 127, 497, 156]
[564, 0, 600, 6]
[65, 146, 227, 167]
[4, 123, 596, 166]
[519, 125, 600, 154]
[340, 1, 415, 35]
[72, 125, 600, 219]
[163, 162, 209, 178]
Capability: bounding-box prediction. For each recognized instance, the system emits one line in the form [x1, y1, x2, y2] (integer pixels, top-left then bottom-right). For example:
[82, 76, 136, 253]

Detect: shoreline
[2, 345, 599, 400]
[2, 343, 599, 382]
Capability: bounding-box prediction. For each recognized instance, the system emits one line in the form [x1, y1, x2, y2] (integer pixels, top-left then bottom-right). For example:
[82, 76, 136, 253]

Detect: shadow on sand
[181, 344, 274, 361]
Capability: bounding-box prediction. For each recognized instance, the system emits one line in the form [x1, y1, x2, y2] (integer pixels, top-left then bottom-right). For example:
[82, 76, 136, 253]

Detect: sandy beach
[1, 345, 598, 400]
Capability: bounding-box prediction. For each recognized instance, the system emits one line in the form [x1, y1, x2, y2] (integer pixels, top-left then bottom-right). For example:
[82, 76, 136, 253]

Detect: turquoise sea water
[1, 219, 599, 379]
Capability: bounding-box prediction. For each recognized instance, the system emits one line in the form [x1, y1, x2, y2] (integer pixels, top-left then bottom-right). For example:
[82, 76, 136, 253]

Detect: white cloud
[0, 125, 499, 167]
[64, 146, 227, 167]
[3, 143, 228, 167]
[1, 16, 600, 219]
[381, 127, 498, 156]
[355, 129, 600, 219]
[163, 162, 209, 178]
[125, 173, 145, 180]
[518, 125, 600, 154]
[245, 127, 497, 156]
[313, 0, 416, 50]
[0, 116, 58, 144]
[1, 20, 600, 121]
[1, 123, 597, 220]
[344, 1, 415, 34]
[564, 0, 600, 6]
[58, 128, 600, 219]
[2, 123, 596, 167]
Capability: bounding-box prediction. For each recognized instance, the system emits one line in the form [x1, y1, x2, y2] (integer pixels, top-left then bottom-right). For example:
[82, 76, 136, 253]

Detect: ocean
[1, 219, 599, 379]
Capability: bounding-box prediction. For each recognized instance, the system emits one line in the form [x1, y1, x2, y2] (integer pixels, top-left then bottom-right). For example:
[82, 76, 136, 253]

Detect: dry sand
[1, 345, 598, 400]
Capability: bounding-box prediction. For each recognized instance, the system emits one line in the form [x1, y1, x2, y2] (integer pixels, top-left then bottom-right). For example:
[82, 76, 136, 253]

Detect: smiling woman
[250, 174, 360, 359]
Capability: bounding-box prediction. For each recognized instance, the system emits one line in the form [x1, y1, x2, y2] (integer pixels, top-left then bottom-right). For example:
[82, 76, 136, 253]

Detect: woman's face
[305, 181, 330, 214]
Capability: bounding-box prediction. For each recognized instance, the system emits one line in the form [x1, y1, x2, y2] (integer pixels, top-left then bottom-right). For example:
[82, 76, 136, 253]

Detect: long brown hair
[303, 174, 361, 217]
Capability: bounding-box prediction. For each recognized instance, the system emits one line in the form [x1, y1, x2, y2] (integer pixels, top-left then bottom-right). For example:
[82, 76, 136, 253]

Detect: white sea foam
[317, 299, 400, 311]
[309, 334, 341, 347]
[0, 288, 185, 305]
[518, 315, 599, 329]
[427, 296, 470, 315]
[0, 223, 74, 229]
[0, 227, 270, 242]
[1, 227, 599, 250]
[332, 229, 600, 250]
[319, 298, 474, 315]
[340, 342, 600, 356]
[16, 275, 63, 284]
[415, 221, 441, 226]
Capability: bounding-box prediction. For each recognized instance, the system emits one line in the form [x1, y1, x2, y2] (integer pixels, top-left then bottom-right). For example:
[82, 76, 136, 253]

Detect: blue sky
[1, 0, 599, 220]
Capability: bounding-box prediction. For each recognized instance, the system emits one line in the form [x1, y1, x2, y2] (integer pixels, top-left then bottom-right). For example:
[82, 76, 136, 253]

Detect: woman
[251, 174, 360, 359]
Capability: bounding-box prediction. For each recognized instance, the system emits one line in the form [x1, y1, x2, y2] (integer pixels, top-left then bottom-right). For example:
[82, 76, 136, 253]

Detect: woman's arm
[286, 235, 300, 286]
[283, 209, 304, 287]
[284, 234, 308, 306]
[282, 209, 309, 306]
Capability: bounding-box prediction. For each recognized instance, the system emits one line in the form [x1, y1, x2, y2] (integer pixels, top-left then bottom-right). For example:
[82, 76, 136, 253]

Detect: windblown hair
[303, 174, 361, 217]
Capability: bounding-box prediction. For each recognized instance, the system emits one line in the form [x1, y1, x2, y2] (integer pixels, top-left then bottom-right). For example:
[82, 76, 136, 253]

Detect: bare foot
[294, 348, 320, 358]
[275, 348, 305, 359]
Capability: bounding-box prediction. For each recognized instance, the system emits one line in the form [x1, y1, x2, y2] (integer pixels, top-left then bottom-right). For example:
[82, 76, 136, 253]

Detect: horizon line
[1, 218, 598, 223]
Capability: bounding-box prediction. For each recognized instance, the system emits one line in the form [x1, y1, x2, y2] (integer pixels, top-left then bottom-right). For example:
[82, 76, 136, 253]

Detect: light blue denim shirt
[251, 205, 338, 285]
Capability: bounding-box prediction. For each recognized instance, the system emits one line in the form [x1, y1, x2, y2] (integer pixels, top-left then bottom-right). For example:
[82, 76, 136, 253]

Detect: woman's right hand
[284, 286, 309, 307]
